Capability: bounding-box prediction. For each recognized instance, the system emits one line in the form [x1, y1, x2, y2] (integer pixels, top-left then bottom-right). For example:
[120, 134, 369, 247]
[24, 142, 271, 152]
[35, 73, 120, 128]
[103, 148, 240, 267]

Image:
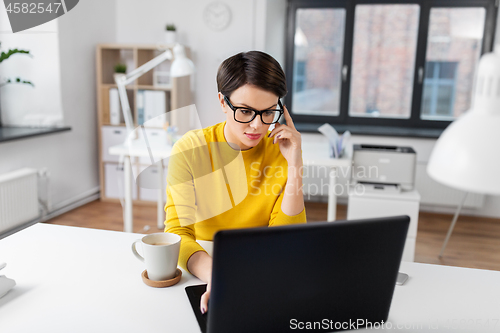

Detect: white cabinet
[104, 163, 137, 200]
[137, 128, 169, 165]
[102, 126, 169, 203]
[101, 126, 128, 162]
[137, 164, 168, 202]
[347, 185, 420, 262]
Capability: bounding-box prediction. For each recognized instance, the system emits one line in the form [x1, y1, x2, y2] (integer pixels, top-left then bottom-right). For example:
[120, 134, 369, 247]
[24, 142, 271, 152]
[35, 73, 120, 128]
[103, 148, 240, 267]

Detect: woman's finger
[268, 123, 283, 138]
[200, 287, 211, 314]
[272, 127, 291, 144]
[273, 128, 295, 144]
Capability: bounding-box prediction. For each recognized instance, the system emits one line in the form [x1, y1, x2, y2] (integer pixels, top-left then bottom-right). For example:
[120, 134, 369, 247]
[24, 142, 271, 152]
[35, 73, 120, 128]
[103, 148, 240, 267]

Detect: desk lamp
[114, 43, 195, 141]
[427, 49, 500, 258]
[113, 44, 194, 232]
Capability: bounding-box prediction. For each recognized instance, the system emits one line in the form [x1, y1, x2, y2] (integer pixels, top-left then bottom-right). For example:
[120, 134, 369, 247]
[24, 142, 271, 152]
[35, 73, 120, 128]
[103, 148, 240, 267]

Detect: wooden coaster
[141, 268, 182, 288]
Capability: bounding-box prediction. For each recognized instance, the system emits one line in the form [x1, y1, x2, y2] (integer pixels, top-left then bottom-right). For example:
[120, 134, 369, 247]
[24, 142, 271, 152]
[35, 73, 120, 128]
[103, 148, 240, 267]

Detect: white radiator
[0, 168, 40, 235]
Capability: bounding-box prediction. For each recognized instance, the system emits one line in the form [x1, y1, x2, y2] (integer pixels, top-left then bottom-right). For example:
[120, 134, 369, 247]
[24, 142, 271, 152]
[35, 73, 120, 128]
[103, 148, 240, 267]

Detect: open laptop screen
[187, 215, 409, 333]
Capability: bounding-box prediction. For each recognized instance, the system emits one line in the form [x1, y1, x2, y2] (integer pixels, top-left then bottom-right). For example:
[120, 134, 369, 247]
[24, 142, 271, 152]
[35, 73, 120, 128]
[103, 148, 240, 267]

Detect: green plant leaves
[0, 48, 31, 63]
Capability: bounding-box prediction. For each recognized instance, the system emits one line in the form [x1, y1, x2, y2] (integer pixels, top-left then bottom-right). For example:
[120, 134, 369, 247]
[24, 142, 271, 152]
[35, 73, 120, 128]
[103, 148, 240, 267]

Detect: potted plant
[113, 63, 127, 94]
[0, 44, 34, 87]
[165, 24, 177, 44]
[0, 42, 34, 127]
[114, 63, 127, 74]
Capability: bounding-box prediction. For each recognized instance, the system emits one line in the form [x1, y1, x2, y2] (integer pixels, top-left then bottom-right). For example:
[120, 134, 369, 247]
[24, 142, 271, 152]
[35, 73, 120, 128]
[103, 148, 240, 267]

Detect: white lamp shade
[427, 50, 500, 195]
[171, 44, 195, 77]
[171, 59, 195, 77]
[427, 111, 500, 195]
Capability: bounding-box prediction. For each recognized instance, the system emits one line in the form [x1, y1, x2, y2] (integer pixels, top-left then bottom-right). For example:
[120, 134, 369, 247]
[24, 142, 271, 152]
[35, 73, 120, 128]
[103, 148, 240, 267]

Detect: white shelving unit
[96, 43, 191, 204]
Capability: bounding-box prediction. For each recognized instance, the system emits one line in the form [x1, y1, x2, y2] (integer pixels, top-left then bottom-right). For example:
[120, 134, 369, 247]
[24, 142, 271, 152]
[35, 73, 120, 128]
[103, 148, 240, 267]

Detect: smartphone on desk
[397, 272, 409, 285]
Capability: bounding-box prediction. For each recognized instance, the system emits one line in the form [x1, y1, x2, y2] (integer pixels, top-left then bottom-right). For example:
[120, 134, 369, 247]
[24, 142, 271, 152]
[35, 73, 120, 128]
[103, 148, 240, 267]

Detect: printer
[351, 144, 416, 191]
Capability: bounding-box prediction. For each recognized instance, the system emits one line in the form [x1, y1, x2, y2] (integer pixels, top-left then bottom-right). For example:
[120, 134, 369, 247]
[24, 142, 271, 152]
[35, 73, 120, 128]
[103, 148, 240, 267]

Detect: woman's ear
[218, 92, 227, 114]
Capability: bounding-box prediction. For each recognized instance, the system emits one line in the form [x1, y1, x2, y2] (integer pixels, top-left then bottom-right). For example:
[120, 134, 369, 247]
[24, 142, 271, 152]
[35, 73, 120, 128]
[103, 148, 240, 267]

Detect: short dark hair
[216, 51, 287, 98]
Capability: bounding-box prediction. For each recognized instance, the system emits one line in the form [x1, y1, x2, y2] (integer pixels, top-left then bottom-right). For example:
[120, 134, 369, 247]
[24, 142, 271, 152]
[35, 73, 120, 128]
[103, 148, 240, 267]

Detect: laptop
[186, 215, 409, 333]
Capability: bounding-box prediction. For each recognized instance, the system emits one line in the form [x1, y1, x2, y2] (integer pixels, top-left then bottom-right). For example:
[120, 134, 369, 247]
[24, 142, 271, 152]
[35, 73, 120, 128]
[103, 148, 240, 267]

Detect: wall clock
[203, 2, 232, 31]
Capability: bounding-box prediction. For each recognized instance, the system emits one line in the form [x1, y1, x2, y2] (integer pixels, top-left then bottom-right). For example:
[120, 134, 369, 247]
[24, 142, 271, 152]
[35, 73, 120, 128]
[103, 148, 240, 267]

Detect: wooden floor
[47, 200, 500, 271]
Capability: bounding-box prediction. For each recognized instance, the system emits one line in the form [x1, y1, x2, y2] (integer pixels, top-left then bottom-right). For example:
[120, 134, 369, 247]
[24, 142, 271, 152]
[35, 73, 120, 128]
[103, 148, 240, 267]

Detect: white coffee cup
[132, 233, 181, 281]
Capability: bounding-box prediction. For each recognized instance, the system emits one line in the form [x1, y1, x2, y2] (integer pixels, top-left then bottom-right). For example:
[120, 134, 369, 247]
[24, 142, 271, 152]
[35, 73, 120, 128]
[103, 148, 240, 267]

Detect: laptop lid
[188, 215, 409, 333]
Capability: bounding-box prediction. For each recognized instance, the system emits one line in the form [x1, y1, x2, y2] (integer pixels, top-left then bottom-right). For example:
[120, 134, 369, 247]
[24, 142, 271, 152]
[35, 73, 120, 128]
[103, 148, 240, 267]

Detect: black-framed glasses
[223, 95, 284, 125]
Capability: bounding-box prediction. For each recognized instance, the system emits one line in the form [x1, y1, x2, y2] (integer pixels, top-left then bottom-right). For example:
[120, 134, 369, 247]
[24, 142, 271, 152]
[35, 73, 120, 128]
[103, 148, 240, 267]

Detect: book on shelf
[109, 88, 123, 125]
[137, 90, 145, 125]
[144, 90, 168, 128]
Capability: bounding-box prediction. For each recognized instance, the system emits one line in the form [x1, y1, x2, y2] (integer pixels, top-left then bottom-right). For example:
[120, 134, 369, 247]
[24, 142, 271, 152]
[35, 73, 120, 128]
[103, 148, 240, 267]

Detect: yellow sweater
[164, 121, 307, 271]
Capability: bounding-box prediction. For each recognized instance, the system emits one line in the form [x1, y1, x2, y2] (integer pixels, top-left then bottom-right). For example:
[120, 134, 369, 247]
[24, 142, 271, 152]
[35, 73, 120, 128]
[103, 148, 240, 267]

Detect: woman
[165, 51, 306, 314]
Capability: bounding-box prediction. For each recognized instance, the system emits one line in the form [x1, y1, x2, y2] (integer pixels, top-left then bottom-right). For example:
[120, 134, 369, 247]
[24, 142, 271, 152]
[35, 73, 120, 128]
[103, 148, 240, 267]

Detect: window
[0, 6, 64, 127]
[421, 7, 486, 120]
[422, 61, 458, 118]
[349, 4, 420, 119]
[294, 60, 307, 92]
[292, 8, 346, 116]
[286, 0, 497, 132]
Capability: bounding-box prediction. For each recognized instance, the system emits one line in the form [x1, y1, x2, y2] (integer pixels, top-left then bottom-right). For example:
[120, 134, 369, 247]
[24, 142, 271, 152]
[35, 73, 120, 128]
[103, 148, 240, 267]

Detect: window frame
[285, 0, 498, 130]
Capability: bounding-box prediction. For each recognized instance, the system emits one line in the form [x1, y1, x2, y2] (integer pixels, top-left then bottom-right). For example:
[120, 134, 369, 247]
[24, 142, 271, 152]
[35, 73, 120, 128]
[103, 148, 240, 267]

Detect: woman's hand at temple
[268, 104, 305, 216]
[187, 251, 213, 314]
[268, 105, 302, 167]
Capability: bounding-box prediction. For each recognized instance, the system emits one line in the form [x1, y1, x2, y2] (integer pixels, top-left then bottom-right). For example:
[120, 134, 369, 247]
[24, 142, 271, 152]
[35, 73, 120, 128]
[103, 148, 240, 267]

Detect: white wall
[0, 0, 116, 211]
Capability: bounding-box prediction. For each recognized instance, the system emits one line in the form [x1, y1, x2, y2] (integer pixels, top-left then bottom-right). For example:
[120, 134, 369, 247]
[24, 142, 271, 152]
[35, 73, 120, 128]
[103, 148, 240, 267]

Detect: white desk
[1, 223, 499, 333]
